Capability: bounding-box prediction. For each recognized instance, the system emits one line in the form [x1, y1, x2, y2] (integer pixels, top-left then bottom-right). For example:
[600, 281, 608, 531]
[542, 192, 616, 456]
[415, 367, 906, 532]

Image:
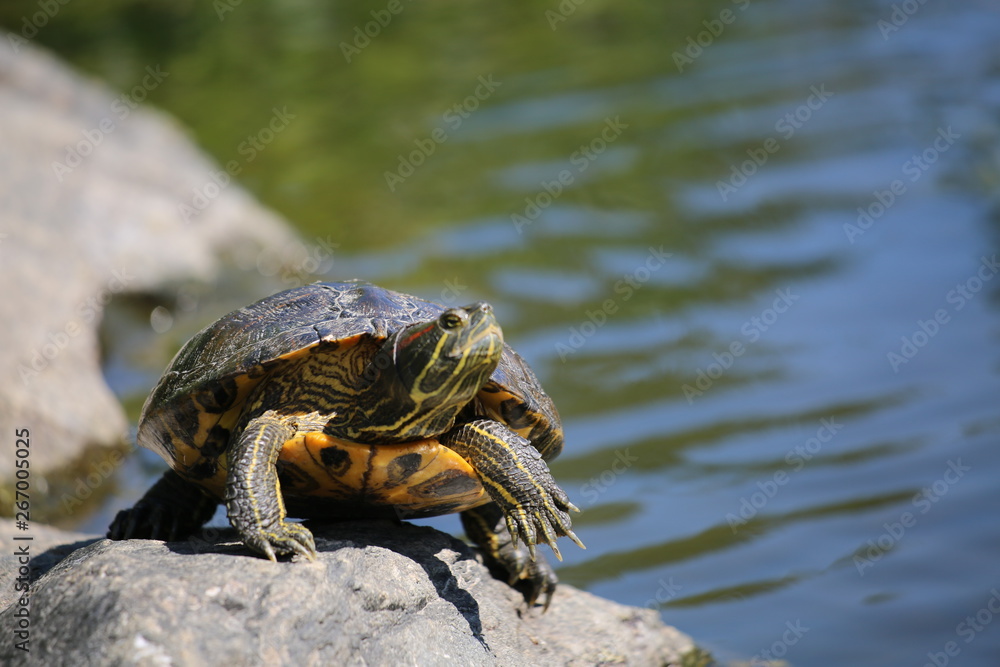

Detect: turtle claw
[498, 479, 585, 560]
[504, 517, 518, 548]
[565, 528, 586, 551]
[498, 538, 557, 611]
[288, 528, 318, 561]
[535, 510, 561, 559]
[533, 574, 558, 613]
[241, 521, 317, 562]
[462, 504, 563, 612]
[515, 552, 559, 613]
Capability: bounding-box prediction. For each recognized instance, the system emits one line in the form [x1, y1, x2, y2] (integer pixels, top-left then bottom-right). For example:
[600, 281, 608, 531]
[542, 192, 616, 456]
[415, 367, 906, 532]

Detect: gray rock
[0, 36, 303, 508]
[0, 519, 697, 666]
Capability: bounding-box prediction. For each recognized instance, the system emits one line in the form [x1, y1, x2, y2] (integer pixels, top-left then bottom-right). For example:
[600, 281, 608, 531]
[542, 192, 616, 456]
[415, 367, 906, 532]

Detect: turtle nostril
[460, 302, 490, 314]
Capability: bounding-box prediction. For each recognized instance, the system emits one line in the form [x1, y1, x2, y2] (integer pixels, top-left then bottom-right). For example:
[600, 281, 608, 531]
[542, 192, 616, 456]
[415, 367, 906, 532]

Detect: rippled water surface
[9, 1, 1000, 664]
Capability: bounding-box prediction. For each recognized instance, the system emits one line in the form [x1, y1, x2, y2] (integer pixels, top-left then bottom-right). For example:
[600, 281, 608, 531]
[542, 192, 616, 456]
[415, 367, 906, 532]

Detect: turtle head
[392, 302, 503, 410]
[354, 302, 503, 441]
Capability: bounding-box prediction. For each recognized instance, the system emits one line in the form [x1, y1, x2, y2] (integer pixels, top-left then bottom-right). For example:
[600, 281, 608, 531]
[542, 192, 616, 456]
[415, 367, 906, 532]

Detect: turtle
[108, 280, 584, 607]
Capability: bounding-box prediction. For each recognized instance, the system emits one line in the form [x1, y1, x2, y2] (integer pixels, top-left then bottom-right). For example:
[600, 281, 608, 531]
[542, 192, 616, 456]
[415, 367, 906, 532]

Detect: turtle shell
[137, 281, 563, 515]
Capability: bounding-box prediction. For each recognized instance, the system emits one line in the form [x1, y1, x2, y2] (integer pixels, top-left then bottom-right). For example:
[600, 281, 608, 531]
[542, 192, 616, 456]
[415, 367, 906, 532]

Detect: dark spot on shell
[201, 425, 230, 458]
[386, 453, 423, 486]
[319, 446, 351, 475]
[186, 458, 218, 480]
[277, 461, 321, 494]
[409, 469, 480, 499]
[197, 378, 237, 413]
[499, 398, 532, 429]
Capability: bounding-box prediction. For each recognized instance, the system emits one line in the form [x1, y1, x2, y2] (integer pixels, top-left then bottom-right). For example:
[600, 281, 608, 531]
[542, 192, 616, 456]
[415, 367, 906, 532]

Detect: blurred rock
[0, 37, 302, 514]
[0, 519, 697, 666]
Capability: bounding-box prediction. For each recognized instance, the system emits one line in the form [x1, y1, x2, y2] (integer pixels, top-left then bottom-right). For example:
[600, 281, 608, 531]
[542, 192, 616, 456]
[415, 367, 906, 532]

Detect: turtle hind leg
[225, 410, 317, 562]
[462, 503, 558, 611]
[108, 469, 218, 542]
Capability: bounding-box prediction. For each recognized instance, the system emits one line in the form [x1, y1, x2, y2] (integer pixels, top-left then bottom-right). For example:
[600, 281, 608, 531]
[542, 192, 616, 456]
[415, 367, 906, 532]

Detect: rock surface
[0, 519, 696, 666]
[0, 36, 302, 508]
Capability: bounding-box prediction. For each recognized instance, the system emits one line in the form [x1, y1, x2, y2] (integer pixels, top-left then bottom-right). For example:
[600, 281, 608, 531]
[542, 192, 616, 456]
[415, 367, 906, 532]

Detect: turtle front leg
[462, 502, 560, 610]
[226, 410, 317, 562]
[442, 419, 585, 561]
[108, 469, 218, 542]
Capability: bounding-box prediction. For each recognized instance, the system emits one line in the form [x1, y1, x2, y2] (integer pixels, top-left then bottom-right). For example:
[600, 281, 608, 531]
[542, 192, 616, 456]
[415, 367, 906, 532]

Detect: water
[7, 0, 1000, 664]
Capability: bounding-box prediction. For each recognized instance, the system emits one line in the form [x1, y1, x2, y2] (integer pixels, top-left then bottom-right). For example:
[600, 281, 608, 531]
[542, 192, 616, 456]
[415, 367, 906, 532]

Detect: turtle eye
[440, 310, 467, 330]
